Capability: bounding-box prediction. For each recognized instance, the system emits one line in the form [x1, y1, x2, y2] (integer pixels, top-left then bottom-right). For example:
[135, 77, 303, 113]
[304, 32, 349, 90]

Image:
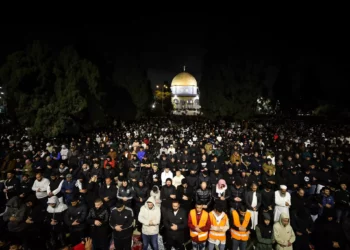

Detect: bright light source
[152, 104, 155, 108]
[0, 92, 3, 94]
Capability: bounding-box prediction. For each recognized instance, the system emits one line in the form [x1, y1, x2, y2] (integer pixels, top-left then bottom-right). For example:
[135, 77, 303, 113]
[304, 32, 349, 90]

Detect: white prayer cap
[280, 185, 287, 190]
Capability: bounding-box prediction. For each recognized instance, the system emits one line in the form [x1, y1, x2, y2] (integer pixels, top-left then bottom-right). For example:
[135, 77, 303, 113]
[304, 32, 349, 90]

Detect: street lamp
[156, 84, 168, 110]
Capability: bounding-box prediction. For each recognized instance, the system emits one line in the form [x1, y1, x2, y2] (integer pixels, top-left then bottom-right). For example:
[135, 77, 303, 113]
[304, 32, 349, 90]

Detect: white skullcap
[280, 185, 287, 190]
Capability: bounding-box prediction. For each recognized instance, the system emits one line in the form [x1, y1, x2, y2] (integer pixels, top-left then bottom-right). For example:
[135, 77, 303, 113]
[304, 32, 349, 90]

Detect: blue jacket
[61, 180, 76, 203]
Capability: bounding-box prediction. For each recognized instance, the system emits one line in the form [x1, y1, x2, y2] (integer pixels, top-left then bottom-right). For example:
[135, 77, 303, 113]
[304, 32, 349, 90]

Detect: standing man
[109, 201, 134, 250]
[273, 213, 295, 250]
[188, 201, 211, 250]
[64, 195, 88, 246]
[230, 204, 252, 250]
[163, 200, 187, 250]
[208, 204, 229, 250]
[99, 177, 118, 209]
[47, 171, 64, 203]
[32, 172, 50, 209]
[138, 196, 161, 250]
[274, 185, 291, 222]
[86, 198, 110, 250]
[3, 171, 20, 201]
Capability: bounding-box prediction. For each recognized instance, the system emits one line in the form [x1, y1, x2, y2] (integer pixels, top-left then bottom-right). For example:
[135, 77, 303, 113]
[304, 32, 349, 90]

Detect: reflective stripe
[230, 229, 249, 237]
[209, 232, 226, 236]
[190, 231, 209, 237]
[230, 210, 250, 241]
[208, 212, 228, 242]
[198, 232, 208, 240]
[189, 209, 209, 241]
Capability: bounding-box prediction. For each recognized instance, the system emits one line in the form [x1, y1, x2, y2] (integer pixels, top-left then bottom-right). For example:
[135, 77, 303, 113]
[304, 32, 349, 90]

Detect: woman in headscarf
[212, 179, 230, 212]
[255, 213, 274, 250]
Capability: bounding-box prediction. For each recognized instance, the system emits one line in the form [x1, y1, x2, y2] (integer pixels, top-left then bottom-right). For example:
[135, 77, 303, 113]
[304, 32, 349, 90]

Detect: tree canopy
[200, 53, 266, 120]
[0, 41, 102, 137]
[113, 54, 153, 119]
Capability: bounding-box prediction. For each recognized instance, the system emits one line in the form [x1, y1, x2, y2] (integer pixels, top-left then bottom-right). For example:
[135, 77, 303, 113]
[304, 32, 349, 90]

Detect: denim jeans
[208, 242, 225, 250]
[192, 241, 206, 250]
[142, 234, 158, 250]
[232, 239, 247, 250]
[308, 185, 316, 196]
[336, 209, 349, 222]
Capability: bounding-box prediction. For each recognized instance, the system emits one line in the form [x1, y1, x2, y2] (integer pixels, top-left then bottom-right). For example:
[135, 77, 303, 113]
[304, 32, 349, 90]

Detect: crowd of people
[0, 117, 350, 250]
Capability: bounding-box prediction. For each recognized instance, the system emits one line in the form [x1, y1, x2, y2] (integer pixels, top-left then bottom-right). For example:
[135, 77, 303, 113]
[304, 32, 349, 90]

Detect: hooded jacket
[138, 196, 161, 235]
[255, 213, 274, 250]
[45, 196, 68, 231]
[273, 213, 295, 250]
[3, 196, 27, 232]
[150, 185, 161, 207]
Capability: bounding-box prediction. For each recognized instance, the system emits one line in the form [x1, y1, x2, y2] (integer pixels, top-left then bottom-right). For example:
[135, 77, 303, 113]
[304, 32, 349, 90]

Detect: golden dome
[171, 72, 197, 87]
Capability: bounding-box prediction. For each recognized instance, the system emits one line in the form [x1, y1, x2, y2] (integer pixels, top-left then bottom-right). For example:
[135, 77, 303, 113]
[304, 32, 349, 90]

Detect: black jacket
[176, 185, 194, 211]
[260, 189, 274, 211]
[87, 206, 110, 238]
[64, 203, 87, 232]
[186, 174, 199, 189]
[160, 184, 176, 208]
[291, 192, 307, 212]
[117, 184, 134, 206]
[48, 178, 63, 198]
[4, 178, 20, 200]
[335, 188, 350, 210]
[245, 191, 262, 211]
[109, 206, 134, 239]
[229, 185, 245, 210]
[196, 188, 212, 207]
[134, 185, 149, 207]
[99, 184, 118, 208]
[19, 179, 34, 198]
[163, 208, 187, 240]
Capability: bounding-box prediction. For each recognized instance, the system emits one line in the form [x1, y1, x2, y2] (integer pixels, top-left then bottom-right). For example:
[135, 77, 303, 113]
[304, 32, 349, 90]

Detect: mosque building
[170, 66, 200, 111]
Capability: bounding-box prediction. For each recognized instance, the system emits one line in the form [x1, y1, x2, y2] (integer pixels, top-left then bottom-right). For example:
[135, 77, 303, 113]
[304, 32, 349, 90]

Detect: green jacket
[255, 224, 274, 250]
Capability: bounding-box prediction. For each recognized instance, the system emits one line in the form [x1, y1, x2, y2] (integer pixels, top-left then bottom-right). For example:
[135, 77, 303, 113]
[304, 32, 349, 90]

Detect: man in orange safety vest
[207, 204, 229, 250]
[230, 204, 252, 250]
[188, 201, 211, 250]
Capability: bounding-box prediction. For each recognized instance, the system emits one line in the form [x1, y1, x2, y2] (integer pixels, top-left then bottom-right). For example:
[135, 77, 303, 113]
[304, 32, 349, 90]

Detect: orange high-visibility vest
[189, 209, 209, 241]
[230, 210, 251, 241]
[208, 211, 228, 242]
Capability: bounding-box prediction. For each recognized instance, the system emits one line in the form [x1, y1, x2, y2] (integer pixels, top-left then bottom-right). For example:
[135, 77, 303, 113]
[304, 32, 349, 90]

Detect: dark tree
[200, 51, 267, 119]
[113, 54, 153, 119]
[0, 42, 102, 137]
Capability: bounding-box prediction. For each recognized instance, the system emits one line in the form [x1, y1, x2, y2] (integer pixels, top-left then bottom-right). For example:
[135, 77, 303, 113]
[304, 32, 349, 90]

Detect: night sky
[1, 15, 349, 99]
